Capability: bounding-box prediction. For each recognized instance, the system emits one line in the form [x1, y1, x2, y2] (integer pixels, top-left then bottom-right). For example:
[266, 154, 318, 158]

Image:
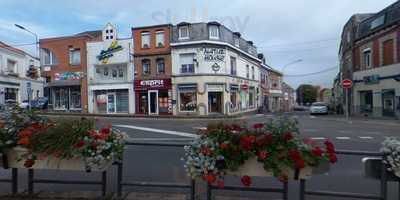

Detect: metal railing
[116, 141, 195, 200]
[0, 168, 18, 194]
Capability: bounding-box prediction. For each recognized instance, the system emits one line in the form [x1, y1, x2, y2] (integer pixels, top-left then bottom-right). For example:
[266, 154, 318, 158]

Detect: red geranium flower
[24, 159, 35, 168]
[74, 140, 85, 148]
[205, 173, 216, 184]
[329, 153, 338, 163]
[241, 175, 252, 187]
[311, 147, 323, 157]
[17, 137, 30, 145]
[220, 143, 229, 150]
[200, 147, 212, 156]
[295, 159, 305, 169]
[18, 129, 33, 138]
[283, 132, 293, 141]
[31, 122, 42, 130]
[252, 123, 264, 129]
[100, 127, 111, 135]
[324, 140, 335, 153]
[231, 124, 242, 132]
[240, 136, 254, 151]
[258, 150, 269, 160]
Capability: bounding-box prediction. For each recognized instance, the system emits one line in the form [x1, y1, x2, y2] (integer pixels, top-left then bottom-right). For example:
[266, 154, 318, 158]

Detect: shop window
[139, 91, 148, 113]
[179, 88, 197, 112]
[54, 88, 68, 110]
[70, 88, 81, 109]
[178, 26, 189, 40]
[230, 57, 237, 75]
[142, 59, 151, 75]
[209, 25, 220, 39]
[141, 32, 151, 48]
[158, 91, 169, 113]
[69, 48, 81, 65]
[363, 49, 372, 69]
[230, 91, 238, 111]
[180, 53, 195, 74]
[157, 58, 165, 74]
[155, 31, 165, 47]
[116, 90, 129, 113]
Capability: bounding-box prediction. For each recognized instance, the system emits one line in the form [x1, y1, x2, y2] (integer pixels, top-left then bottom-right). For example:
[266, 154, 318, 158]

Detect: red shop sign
[134, 79, 172, 90]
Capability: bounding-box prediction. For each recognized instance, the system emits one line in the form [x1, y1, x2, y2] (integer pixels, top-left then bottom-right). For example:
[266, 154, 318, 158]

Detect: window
[246, 65, 249, 79]
[251, 66, 255, 80]
[104, 67, 109, 76]
[370, 15, 385, 30]
[178, 26, 189, 40]
[41, 48, 58, 65]
[383, 39, 394, 66]
[141, 32, 151, 48]
[363, 49, 372, 69]
[7, 59, 16, 73]
[180, 54, 195, 74]
[142, 59, 150, 75]
[249, 88, 255, 107]
[156, 58, 165, 74]
[5, 88, 18, 101]
[230, 57, 237, 75]
[155, 31, 165, 47]
[179, 88, 197, 112]
[112, 68, 117, 77]
[234, 36, 240, 47]
[69, 48, 81, 65]
[118, 68, 124, 77]
[209, 25, 219, 39]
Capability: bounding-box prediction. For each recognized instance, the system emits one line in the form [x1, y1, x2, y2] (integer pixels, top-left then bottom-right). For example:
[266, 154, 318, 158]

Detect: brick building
[40, 31, 101, 112]
[132, 24, 173, 115]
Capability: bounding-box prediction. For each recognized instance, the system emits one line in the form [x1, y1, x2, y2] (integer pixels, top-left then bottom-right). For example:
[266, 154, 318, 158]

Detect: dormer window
[209, 25, 219, 39]
[178, 26, 189, 40]
[141, 31, 151, 48]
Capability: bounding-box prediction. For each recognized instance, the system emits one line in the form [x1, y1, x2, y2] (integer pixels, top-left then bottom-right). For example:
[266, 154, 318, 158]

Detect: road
[1, 112, 399, 199]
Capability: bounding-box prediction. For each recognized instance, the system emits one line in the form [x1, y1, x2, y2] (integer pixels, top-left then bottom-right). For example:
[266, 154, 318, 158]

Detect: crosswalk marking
[311, 137, 326, 140]
[114, 125, 199, 138]
[336, 137, 351, 140]
[359, 136, 374, 139]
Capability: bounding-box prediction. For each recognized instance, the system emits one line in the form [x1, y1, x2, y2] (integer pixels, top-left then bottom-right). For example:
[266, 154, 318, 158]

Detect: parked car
[294, 105, 309, 111]
[310, 102, 328, 115]
[19, 100, 30, 109]
[31, 97, 48, 109]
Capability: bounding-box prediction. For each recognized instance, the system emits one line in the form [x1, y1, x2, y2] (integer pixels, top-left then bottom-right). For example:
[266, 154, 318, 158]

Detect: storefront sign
[207, 84, 224, 92]
[97, 41, 123, 64]
[54, 72, 82, 81]
[134, 79, 172, 90]
[363, 75, 380, 85]
[198, 47, 225, 62]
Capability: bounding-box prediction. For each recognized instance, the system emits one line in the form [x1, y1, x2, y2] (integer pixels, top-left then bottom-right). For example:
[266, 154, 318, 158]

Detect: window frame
[156, 58, 165, 74]
[141, 31, 151, 49]
[178, 26, 189, 40]
[363, 48, 372, 69]
[142, 59, 151, 75]
[251, 66, 255, 80]
[209, 25, 220, 39]
[246, 65, 249, 79]
[178, 90, 197, 112]
[230, 56, 237, 76]
[6, 59, 17, 74]
[69, 48, 81, 66]
[155, 30, 165, 48]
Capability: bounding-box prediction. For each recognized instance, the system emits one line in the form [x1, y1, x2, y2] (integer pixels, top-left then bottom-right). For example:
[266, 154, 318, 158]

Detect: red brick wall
[132, 26, 171, 56]
[372, 40, 380, 68]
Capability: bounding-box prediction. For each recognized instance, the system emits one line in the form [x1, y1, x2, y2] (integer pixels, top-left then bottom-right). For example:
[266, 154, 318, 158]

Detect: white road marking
[310, 116, 317, 119]
[336, 137, 351, 140]
[311, 137, 326, 140]
[359, 136, 374, 139]
[338, 130, 353, 134]
[193, 127, 207, 131]
[114, 125, 199, 138]
[256, 114, 264, 116]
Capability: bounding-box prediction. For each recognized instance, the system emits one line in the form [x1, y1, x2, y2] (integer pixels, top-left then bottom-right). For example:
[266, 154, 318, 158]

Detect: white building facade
[87, 23, 135, 114]
[0, 42, 44, 105]
[171, 22, 261, 116]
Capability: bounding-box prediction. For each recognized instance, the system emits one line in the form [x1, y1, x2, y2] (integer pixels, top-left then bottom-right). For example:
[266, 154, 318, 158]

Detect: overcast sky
[0, 0, 396, 88]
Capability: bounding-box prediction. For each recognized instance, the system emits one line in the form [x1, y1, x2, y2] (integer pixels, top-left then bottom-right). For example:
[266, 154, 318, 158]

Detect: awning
[46, 80, 80, 87]
[178, 84, 197, 91]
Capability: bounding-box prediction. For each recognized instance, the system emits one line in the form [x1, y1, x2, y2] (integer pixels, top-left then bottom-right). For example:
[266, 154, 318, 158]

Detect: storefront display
[177, 84, 197, 112]
[53, 86, 81, 110]
[94, 90, 129, 114]
[135, 79, 172, 115]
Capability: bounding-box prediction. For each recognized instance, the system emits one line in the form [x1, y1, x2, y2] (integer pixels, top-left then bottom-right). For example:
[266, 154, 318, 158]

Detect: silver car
[310, 102, 328, 115]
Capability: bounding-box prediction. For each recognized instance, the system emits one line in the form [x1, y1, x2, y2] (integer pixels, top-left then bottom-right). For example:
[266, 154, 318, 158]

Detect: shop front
[134, 79, 172, 115]
[46, 74, 83, 112]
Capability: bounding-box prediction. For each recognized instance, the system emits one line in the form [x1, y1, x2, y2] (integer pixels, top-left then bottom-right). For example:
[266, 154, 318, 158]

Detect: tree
[296, 84, 317, 105]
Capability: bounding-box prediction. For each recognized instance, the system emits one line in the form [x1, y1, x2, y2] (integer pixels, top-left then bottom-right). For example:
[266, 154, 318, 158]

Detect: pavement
[1, 112, 400, 200]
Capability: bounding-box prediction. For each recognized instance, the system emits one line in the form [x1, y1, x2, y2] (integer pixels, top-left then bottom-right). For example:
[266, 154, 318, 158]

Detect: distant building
[0, 42, 43, 105]
[282, 82, 295, 112]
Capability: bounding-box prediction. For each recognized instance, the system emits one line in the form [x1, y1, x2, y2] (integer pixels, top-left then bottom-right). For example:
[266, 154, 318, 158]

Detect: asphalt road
[1, 112, 400, 199]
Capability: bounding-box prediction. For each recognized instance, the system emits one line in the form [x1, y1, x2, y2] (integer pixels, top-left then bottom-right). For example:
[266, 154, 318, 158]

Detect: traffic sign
[342, 79, 353, 89]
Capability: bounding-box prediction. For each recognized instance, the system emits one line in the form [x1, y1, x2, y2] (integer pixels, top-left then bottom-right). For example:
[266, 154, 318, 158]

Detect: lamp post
[15, 24, 39, 111]
[15, 24, 39, 58]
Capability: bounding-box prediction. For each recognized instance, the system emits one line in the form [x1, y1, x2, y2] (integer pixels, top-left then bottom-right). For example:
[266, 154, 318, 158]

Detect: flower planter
[6, 147, 111, 171]
[227, 157, 330, 179]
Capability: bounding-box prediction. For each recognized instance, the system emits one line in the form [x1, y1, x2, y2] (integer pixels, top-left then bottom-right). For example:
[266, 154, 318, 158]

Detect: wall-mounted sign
[97, 40, 123, 64]
[363, 75, 380, 85]
[212, 63, 220, 72]
[134, 79, 172, 90]
[198, 47, 225, 62]
[54, 72, 82, 81]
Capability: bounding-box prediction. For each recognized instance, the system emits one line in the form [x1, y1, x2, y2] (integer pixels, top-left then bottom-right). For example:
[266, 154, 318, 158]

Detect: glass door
[148, 90, 158, 115]
[107, 93, 116, 114]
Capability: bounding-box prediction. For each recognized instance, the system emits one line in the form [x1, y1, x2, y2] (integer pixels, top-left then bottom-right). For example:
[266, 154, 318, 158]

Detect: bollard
[12, 168, 17, 194]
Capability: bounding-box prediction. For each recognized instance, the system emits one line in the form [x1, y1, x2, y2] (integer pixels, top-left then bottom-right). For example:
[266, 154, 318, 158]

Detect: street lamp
[281, 59, 303, 74]
[15, 24, 39, 58]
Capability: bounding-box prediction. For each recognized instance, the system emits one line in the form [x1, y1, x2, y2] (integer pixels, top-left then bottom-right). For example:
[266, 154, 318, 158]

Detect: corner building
[171, 22, 261, 116]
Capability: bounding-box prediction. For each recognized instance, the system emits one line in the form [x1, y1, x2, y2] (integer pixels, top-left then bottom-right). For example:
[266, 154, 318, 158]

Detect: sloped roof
[75, 30, 102, 38]
[0, 41, 28, 56]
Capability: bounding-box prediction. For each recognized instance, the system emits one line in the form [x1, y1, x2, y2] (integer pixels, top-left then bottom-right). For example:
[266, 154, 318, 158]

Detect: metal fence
[1, 142, 399, 200]
[0, 168, 18, 194]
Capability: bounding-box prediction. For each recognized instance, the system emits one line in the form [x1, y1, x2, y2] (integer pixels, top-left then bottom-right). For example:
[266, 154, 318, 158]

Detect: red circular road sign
[342, 79, 353, 89]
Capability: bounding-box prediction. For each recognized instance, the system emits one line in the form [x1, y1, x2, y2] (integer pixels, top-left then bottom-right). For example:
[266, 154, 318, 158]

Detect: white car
[19, 100, 30, 109]
[310, 102, 328, 115]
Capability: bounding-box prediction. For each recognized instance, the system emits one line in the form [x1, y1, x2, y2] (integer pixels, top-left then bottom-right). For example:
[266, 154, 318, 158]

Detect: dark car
[31, 97, 49, 109]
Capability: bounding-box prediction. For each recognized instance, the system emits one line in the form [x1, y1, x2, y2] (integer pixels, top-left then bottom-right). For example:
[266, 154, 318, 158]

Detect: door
[107, 93, 116, 113]
[208, 92, 222, 113]
[382, 90, 395, 117]
[148, 90, 158, 115]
